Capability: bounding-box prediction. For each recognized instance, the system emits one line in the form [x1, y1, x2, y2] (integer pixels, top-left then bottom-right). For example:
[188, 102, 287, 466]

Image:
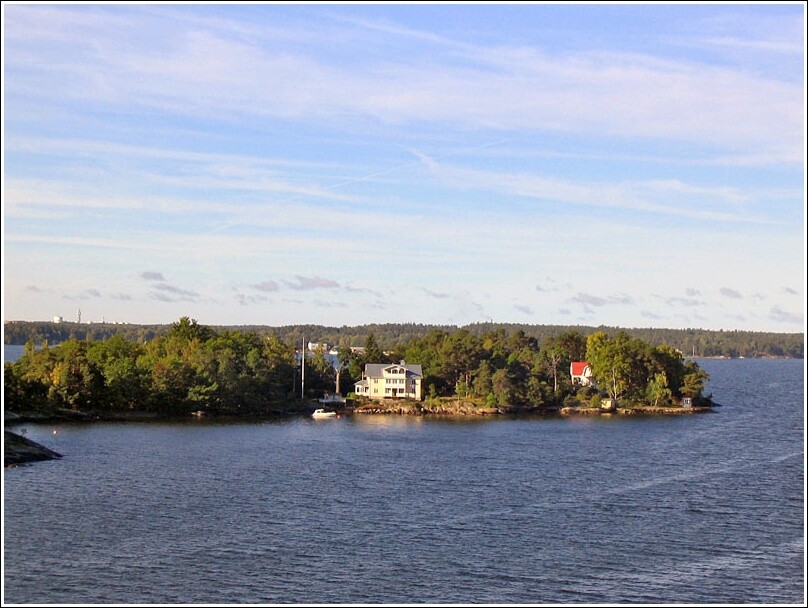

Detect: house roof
[571, 361, 590, 376]
[355, 379, 368, 387]
[364, 362, 423, 378]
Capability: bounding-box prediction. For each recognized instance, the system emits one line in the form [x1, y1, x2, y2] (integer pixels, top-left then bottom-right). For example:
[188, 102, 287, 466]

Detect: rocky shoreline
[353, 398, 501, 416]
[4, 430, 62, 467]
[560, 405, 712, 416]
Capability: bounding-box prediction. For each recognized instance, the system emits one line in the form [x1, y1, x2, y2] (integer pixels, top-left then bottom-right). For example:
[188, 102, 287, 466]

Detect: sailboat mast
[301, 337, 305, 399]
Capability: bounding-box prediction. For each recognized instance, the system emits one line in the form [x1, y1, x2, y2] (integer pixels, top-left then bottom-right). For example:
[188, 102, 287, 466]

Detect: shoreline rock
[560, 405, 712, 416]
[4, 430, 62, 467]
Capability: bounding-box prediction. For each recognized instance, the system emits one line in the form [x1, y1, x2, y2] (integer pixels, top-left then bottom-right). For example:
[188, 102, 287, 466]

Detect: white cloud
[769, 306, 804, 325]
[421, 288, 451, 299]
[140, 271, 165, 281]
[666, 296, 704, 308]
[5, 6, 802, 158]
[284, 276, 341, 291]
[252, 281, 280, 293]
[719, 287, 743, 299]
[418, 157, 783, 225]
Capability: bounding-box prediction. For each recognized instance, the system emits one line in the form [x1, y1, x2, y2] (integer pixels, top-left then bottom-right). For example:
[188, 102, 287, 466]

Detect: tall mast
[301, 337, 305, 399]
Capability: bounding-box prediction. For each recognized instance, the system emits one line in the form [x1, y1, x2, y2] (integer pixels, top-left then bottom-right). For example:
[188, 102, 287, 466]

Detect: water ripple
[3, 359, 804, 604]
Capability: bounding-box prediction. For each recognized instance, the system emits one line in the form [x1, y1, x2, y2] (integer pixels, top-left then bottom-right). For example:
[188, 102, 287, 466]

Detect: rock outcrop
[4, 430, 62, 466]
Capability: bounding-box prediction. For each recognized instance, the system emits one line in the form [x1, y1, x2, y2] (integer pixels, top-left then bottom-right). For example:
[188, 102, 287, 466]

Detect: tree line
[4, 317, 710, 418]
[4, 320, 803, 359]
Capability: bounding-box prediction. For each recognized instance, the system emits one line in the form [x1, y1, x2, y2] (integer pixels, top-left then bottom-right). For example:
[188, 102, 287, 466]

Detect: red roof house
[570, 361, 593, 386]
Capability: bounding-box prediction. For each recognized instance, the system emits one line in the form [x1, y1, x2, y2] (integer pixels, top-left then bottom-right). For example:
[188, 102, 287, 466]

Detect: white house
[354, 361, 423, 400]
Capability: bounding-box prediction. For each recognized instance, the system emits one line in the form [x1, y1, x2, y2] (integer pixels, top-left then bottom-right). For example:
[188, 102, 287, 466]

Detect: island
[4, 317, 713, 430]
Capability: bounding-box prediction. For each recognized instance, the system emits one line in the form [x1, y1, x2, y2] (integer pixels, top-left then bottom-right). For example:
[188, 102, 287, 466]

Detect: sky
[2, 3, 806, 333]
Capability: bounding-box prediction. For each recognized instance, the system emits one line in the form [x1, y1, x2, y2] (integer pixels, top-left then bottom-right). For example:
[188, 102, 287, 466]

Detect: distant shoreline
[4, 319, 803, 361]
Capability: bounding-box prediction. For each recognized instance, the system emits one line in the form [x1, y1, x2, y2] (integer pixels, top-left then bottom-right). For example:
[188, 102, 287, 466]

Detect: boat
[312, 409, 337, 419]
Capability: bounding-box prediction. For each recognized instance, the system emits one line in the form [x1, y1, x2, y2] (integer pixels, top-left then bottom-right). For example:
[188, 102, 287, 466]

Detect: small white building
[53, 316, 63, 324]
[355, 361, 423, 400]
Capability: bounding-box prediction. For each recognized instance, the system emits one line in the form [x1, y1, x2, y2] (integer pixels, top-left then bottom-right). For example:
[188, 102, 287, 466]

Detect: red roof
[571, 361, 590, 376]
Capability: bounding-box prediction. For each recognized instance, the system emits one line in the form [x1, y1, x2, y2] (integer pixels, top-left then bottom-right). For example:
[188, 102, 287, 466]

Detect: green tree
[472, 359, 494, 398]
[363, 332, 385, 364]
[441, 330, 483, 395]
[646, 372, 673, 407]
[681, 360, 709, 400]
[586, 331, 646, 401]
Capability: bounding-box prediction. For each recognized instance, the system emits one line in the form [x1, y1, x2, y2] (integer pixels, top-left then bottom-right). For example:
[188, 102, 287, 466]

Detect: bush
[577, 386, 597, 400]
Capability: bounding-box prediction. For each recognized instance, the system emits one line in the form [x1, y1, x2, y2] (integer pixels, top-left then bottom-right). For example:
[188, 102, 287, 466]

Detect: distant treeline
[4, 320, 803, 359]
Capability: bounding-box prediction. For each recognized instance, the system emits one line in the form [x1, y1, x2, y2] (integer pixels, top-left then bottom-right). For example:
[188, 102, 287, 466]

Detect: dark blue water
[3, 359, 804, 603]
[3, 344, 26, 363]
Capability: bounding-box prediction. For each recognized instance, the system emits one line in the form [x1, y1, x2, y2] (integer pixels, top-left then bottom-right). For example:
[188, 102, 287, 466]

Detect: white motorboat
[312, 409, 337, 418]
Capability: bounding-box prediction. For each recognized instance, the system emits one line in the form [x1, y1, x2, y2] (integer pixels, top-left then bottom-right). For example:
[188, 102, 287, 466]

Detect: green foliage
[4, 319, 298, 416]
[3, 317, 713, 417]
[362, 333, 385, 365]
[587, 331, 709, 404]
[563, 394, 580, 408]
[646, 372, 674, 407]
[681, 361, 709, 400]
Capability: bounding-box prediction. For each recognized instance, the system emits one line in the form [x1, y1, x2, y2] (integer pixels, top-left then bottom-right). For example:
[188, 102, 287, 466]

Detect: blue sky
[2, 3, 805, 332]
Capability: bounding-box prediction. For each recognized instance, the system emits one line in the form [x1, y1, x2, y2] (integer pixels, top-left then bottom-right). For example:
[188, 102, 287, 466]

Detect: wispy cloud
[284, 276, 340, 291]
[63, 288, 102, 301]
[536, 283, 560, 293]
[570, 293, 635, 308]
[783, 286, 798, 295]
[313, 299, 348, 308]
[149, 282, 199, 302]
[418, 156, 783, 225]
[514, 304, 534, 315]
[769, 306, 803, 325]
[609, 294, 635, 306]
[571, 293, 609, 308]
[344, 285, 383, 298]
[252, 281, 280, 292]
[697, 36, 803, 55]
[140, 271, 165, 281]
[421, 288, 451, 299]
[666, 296, 704, 308]
[719, 287, 743, 299]
[5, 5, 802, 158]
[236, 293, 269, 306]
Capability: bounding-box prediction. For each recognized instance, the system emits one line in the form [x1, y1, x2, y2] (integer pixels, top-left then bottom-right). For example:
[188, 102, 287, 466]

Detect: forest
[4, 319, 803, 359]
[4, 317, 711, 418]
